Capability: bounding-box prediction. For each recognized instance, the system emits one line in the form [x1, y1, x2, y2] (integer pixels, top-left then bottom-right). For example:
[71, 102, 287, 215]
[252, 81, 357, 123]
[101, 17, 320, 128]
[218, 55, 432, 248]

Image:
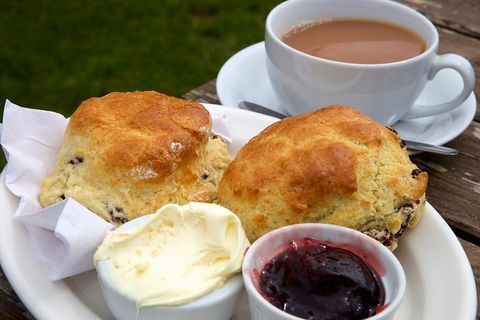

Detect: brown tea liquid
[282, 19, 426, 64]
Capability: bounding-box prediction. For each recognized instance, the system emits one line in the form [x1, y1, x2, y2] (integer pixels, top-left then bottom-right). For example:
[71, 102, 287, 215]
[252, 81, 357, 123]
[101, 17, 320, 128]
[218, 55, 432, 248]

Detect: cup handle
[402, 54, 475, 120]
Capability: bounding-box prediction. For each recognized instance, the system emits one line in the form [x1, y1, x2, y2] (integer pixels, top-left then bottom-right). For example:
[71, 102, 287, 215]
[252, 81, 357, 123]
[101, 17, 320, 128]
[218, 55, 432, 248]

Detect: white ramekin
[242, 223, 406, 320]
[96, 215, 244, 320]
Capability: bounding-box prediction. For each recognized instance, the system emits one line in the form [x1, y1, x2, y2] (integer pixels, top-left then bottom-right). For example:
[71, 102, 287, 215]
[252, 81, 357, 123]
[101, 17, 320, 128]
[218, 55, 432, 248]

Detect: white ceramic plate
[217, 42, 477, 146]
[0, 104, 477, 320]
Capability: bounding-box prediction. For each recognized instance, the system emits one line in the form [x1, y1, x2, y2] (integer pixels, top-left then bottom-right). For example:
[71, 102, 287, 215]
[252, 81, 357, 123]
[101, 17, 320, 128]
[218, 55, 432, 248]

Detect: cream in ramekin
[94, 202, 249, 320]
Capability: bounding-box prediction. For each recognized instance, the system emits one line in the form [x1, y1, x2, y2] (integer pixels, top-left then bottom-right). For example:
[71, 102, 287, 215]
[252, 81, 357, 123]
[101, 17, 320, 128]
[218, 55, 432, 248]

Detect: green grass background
[0, 0, 282, 169]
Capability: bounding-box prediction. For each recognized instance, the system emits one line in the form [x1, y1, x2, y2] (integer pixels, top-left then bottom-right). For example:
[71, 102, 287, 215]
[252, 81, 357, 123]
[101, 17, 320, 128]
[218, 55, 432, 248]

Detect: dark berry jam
[259, 238, 385, 320]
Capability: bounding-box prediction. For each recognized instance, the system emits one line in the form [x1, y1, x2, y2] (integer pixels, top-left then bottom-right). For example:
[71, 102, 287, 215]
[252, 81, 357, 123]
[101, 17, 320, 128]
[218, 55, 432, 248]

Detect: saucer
[217, 42, 476, 146]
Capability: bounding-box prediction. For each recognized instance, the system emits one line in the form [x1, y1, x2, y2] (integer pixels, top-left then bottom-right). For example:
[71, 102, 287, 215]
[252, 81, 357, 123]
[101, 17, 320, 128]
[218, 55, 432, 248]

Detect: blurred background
[0, 0, 282, 169]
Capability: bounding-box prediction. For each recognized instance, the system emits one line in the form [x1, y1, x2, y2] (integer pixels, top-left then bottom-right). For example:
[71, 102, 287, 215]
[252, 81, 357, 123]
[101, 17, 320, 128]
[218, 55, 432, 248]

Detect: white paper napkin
[209, 109, 232, 143]
[0, 100, 232, 281]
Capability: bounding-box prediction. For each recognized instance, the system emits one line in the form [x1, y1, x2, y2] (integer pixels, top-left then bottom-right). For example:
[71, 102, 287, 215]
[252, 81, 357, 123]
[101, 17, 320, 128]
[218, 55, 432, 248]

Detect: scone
[40, 91, 231, 225]
[218, 106, 427, 250]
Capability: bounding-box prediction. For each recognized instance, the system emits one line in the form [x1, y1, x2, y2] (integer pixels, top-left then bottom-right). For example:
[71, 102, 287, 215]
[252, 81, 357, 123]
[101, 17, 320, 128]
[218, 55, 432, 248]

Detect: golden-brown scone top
[218, 106, 428, 250]
[70, 91, 212, 180]
[40, 91, 232, 225]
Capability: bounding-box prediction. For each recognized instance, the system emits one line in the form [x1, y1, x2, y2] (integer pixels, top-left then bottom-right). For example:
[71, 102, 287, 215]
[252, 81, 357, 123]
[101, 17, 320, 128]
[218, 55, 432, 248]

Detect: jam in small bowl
[242, 223, 406, 320]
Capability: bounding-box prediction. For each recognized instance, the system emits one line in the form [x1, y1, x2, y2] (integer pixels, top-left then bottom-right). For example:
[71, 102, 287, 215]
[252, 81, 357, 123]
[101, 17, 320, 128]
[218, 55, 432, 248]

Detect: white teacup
[265, 0, 476, 125]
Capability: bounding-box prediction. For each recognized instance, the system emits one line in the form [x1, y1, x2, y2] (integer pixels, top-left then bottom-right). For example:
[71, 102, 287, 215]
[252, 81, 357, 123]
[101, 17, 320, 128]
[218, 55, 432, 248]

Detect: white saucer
[217, 42, 477, 146]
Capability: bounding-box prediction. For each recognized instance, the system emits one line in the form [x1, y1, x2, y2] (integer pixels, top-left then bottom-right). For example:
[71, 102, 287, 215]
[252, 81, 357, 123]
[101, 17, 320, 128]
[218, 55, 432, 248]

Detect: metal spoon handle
[237, 101, 459, 156]
[403, 140, 458, 155]
[238, 101, 287, 119]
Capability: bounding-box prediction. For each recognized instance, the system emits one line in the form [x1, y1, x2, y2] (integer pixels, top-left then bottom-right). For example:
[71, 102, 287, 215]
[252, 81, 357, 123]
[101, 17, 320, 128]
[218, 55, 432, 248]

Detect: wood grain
[436, 27, 480, 121]
[0, 267, 33, 320]
[397, 0, 480, 38]
[182, 79, 219, 104]
[411, 122, 480, 242]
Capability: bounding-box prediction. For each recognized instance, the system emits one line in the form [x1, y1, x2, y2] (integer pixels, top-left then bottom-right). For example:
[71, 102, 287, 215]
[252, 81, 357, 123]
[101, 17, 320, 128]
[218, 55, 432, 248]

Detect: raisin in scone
[40, 91, 231, 225]
[218, 106, 427, 250]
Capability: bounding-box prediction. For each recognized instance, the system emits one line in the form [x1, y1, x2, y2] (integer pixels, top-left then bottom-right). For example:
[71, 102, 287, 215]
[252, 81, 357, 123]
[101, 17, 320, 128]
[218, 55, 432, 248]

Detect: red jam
[259, 238, 385, 320]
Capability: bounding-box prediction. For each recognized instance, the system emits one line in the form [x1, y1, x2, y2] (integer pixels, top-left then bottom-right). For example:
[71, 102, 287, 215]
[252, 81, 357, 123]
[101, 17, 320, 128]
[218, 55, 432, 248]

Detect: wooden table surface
[1, 0, 479, 319]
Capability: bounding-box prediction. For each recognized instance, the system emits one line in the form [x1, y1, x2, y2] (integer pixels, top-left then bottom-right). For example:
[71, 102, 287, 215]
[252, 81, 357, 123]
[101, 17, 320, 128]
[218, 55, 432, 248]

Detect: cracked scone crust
[218, 106, 427, 250]
[39, 91, 231, 225]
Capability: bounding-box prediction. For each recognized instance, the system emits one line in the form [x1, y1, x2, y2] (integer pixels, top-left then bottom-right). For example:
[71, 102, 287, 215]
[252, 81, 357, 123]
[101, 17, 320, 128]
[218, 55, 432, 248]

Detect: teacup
[265, 0, 476, 125]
